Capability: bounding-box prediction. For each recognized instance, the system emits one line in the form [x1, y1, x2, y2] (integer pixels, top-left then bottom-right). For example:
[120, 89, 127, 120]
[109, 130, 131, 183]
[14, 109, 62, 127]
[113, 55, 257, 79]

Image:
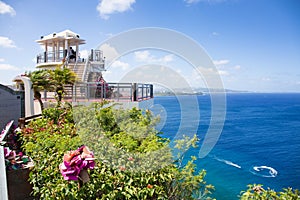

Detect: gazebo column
[76, 44, 79, 60]
[45, 43, 48, 62]
[65, 40, 69, 58]
[56, 42, 60, 61]
[63, 42, 66, 59]
[52, 42, 55, 62]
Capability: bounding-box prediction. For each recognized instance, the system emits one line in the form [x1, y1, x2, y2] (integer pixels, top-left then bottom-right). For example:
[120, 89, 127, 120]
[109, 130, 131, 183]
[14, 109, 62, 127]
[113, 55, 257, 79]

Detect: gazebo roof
[36, 29, 86, 46]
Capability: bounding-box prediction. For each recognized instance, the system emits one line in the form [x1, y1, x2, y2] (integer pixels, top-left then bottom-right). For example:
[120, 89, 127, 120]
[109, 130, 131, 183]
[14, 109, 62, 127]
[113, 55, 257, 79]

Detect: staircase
[63, 57, 105, 100]
[68, 62, 86, 82]
[64, 62, 87, 99]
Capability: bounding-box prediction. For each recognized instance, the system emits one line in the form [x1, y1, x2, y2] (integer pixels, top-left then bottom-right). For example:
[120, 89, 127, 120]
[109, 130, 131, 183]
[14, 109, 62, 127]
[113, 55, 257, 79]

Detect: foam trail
[224, 160, 242, 169]
[211, 155, 242, 169]
[250, 165, 278, 177]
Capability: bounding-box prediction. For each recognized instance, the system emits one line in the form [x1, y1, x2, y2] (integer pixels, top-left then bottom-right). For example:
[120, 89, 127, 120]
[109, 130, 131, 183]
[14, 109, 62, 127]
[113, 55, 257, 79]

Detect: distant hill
[154, 87, 250, 96]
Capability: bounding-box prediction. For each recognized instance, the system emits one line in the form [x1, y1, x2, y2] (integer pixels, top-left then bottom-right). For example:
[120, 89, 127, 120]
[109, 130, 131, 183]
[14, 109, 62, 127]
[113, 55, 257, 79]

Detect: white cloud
[106, 33, 114, 38]
[0, 58, 4, 62]
[184, 0, 200, 4]
[233, 65, 241, 70]
[213, 59, 241, 73]
[0, 1, 16, 16]
[0, 36, 17, 48]
[213, 59, 230, 66]
[195, 66, 217, 77]
[211, 32, 219, 36]
[135, 50, 151, 62]
[134, 50, 174, 64]
[111, 60, 130, 70]
[218, 70, 229, 76]
[103, 70, 112, 75]
[262, 77, 271, 81]
[97, 0, 136, 19]
[99, 43, 120, 63]
[79, 49, 89, 59]
[0, 63, 20, 71]
[162, 54, 174, 63]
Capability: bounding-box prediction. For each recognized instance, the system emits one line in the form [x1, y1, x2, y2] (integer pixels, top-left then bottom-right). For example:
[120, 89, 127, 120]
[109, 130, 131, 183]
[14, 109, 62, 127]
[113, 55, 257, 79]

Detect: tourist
[68, 47, 76, 61]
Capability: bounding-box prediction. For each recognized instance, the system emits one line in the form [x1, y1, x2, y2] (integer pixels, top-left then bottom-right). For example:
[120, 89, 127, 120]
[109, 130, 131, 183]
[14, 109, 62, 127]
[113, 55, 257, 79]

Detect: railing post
[102, 84, 105, 99]
[64, 49, 67, 59]
[132, 83, 137, 102]
[150, 84, 153, 98]
[90, 49, 94, 61]
[87, 83, 90, 101]
[141, 84, 144, 100]
[117, 83, 120, 101]
[44, 51, 47, 63]
[44, 90, 47, 101]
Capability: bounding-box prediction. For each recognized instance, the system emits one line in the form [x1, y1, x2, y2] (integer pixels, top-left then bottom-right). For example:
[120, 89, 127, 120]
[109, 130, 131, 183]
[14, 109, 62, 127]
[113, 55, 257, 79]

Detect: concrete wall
[0, 84, 24, 128]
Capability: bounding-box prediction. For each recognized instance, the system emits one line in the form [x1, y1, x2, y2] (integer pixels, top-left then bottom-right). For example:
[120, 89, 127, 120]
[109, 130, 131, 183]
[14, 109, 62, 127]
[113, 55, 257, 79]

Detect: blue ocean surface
[150, 93, 300, 199]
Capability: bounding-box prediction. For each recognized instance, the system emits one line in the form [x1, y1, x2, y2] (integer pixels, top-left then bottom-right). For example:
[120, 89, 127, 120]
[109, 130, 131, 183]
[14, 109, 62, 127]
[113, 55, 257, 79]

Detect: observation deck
[33, 29, 154, 108]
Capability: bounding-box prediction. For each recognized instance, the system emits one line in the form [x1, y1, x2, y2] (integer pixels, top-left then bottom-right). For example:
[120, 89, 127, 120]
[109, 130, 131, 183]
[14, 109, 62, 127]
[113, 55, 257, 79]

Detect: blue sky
[0, 0, 299, 92]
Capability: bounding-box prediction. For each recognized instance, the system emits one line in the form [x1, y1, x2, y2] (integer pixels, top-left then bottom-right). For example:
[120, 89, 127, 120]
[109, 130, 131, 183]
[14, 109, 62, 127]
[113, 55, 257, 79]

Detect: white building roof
[36, 29, 86, 46]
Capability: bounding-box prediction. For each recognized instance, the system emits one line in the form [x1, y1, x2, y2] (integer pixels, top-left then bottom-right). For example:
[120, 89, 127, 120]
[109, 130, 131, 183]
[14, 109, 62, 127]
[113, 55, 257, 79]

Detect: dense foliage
[19, 102, 214, 200]
[240, 184, 300, 200]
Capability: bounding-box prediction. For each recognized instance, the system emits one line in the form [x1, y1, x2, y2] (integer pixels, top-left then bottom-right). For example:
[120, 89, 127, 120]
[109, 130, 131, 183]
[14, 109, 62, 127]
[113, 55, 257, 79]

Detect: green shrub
[19, 102, 214, 200]
[240, 184, 300, 200]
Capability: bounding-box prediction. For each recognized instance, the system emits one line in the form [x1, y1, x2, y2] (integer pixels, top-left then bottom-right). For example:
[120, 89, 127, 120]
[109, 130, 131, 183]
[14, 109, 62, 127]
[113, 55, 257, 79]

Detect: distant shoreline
[154, 91, 300, 96]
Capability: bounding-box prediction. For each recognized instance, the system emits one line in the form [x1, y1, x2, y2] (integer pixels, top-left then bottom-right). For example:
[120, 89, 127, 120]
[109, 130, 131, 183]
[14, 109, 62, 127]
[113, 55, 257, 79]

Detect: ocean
[150, 93, 300, 199]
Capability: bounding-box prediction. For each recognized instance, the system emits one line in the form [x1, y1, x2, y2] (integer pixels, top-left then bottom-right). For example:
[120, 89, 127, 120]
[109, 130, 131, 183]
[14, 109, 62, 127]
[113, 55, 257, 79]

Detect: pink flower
[128, 157, 134, 161]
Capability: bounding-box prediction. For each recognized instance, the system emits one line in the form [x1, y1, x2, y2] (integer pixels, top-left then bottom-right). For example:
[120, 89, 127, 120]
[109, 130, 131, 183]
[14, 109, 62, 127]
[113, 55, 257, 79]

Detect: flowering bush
[240, 184, 300, 200]
[19, 102, 214, 199]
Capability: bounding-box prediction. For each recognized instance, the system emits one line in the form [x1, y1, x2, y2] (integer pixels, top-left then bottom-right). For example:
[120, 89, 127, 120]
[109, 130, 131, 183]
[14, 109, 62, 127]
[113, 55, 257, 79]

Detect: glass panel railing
[36, 50, 66, 64]
[43, 82, 153, 102]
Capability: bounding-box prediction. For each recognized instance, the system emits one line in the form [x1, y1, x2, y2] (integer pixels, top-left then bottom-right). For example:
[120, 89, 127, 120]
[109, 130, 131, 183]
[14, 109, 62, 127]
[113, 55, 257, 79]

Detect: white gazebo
[35, 29, 105, 83]
[35, 29, 86, 69]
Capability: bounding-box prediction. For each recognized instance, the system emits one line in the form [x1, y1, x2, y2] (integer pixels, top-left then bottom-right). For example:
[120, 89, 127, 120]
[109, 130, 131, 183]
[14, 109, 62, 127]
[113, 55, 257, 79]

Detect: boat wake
[250, 166, 278, 178]
[211, 155, 242, 169]
[208, 155, 278, 178]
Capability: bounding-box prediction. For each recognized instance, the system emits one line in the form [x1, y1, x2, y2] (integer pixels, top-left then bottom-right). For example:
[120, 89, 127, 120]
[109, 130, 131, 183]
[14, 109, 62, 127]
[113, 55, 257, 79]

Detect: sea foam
[211, 155, 242, 169]
[250, 166, 278, 177]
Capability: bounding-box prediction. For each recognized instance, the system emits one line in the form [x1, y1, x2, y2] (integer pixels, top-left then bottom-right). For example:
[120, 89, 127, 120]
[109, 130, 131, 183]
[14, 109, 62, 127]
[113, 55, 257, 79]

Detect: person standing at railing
[68, 47, 76, 61]
[95, 75, 109, 98]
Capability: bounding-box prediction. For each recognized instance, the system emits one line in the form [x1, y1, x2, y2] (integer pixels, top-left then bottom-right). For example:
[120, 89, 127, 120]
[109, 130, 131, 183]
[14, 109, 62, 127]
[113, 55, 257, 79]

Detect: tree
[50, 67, 77, 103]
[28, 67, 77, 109]
[28, 69, 54, 111]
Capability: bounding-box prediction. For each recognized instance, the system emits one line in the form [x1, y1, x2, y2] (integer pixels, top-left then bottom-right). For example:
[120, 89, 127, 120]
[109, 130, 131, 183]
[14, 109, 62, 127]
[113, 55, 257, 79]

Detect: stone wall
[0, 84, 24, 128]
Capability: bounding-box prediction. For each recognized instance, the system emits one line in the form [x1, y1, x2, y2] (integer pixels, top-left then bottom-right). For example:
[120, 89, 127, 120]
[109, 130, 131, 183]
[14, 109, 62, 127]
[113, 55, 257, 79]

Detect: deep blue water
[150, 93, 300, 199]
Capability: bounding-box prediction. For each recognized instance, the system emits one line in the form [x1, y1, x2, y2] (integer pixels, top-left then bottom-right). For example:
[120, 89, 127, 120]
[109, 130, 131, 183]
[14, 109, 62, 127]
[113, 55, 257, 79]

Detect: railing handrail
[81, 58, 90, 82]
[63, 82, 153, 102]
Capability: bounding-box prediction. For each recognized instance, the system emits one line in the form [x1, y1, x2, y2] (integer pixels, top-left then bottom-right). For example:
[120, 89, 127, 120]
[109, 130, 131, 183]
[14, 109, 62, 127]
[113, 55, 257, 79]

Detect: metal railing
[52, 82, 154, 102]
[89, 49, 104, 62]
[36, 49, 104, 64]
[36, 50, 66, 64]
